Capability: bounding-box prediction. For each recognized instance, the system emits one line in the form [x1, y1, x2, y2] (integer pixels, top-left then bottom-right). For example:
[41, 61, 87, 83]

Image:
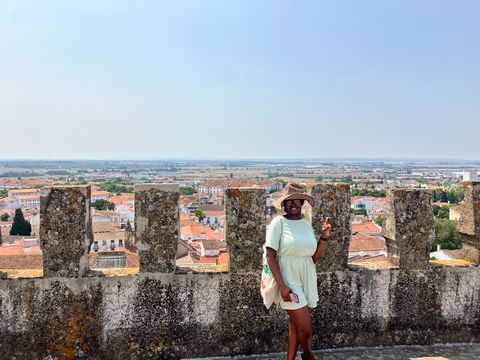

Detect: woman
[265, 182, 331, 360]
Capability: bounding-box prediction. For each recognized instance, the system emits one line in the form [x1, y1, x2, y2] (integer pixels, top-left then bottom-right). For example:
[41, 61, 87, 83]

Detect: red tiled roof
[349, 233, 387, 252]
[218, 252, 229, 266]
[0, 254, 43, 269]
[350, 254, 388, 263]
[352, 222, 381, 234]
[108, 193, 134, 206]
[92, 191, 111, 196]
[0, 245, 25, 256]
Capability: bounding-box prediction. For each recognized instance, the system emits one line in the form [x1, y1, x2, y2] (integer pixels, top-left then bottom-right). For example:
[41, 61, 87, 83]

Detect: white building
[463, 171, 478, 182]
[351, 196, 386, 213]
[91, 191, 111, 202]
[92, 210, 121, 223]
[8, 188, 40, 198]
[17, 195, 40, 208]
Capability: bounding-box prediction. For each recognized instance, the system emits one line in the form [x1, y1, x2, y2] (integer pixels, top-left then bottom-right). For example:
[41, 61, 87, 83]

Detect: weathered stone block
[40, 186, 92, 277]
[225, 187, 266, 273]
[458, 182, 480, 237]
[311, 183, 351, 272]
[382, 189, 434, 269]
[135, 184, 179, 273]
[458, 182, 480, 263]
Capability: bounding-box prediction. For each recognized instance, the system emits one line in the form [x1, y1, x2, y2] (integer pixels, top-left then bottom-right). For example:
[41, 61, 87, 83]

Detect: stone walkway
[190, 343, 480, 360]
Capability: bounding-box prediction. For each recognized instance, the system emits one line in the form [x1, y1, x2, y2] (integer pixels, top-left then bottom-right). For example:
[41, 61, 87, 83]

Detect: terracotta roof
[352, 222, 381, 234]
[17, 194, 40, 200]
[0, 245, 25, 255]
[198, 256, 218, 264]
[443, 249, 469, 260]
[8, 188, 40, 194]
[350, 254, 388, 264]
[349, 233, 386, 252]
[217, 252, 229, 266]
[92, 210, 120, 217]
[93, 231, 126, 242]
[201, 240, 221, 251]
[107, 193, 134, 206]
[93, 222, 122, 233]
[92, 191, 111, 196]
[0, 254, 43, 269]
[203, 210, 224, 217]
[198, 204, 224, 212]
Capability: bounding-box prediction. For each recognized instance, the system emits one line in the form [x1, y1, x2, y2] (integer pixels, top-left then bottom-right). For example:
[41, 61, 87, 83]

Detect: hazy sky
[1, 1, 479, 160]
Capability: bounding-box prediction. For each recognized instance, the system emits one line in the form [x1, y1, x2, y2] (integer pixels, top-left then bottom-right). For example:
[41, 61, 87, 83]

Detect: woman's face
[284, 198, 304, 216]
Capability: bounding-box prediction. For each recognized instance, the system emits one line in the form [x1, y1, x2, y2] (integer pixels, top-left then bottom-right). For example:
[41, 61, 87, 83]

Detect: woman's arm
[266, 247, 292, 302]
[312, 239, 327, 264]
[312, 217, 331, 264]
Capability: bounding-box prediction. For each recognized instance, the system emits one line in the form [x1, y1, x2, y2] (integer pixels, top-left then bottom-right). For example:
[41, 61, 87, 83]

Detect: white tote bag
[260, 245, 278, 309]
[260, 217, 282, 309]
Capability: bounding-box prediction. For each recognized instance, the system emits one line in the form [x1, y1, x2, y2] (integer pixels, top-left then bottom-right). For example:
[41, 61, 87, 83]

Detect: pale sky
[1, 1, 479, 160]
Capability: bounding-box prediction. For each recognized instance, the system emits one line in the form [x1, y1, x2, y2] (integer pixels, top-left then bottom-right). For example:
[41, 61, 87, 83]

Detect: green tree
[432, 188, 464, 204]
[195, 209, 206, 222]
[374, 217, 384, 227]
[10, 208, 32, 236]
[351, 189, 387, 197]
[433, 205, 450, 220]
[92, 199, 115, 211]
[1, 213, 10, 221]
[433, 218, 462, 250]
[99, 181, 133, 193]
[179, 186, 197, 195]
[352, 208, 367, 216]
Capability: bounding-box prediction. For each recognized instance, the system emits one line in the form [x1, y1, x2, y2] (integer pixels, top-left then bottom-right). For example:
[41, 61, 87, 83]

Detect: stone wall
[1, 185, 480, 359]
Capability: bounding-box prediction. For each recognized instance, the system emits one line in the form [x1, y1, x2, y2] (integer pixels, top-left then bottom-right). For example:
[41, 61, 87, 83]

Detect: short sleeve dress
[265, 215, 319, 310]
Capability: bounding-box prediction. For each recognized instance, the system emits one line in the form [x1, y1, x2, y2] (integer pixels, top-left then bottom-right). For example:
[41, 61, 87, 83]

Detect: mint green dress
[265, 216, 319, 310]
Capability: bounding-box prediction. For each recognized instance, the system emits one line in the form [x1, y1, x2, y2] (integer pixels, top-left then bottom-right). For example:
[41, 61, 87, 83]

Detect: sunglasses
[284, 199, 305, 206]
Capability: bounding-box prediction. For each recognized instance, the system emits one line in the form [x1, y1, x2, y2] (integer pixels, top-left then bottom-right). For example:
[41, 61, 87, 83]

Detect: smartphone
[289, 293, 299, 303]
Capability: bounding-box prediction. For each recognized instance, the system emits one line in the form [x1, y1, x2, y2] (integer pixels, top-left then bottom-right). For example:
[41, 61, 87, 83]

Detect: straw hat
[274, 182, 314, 209]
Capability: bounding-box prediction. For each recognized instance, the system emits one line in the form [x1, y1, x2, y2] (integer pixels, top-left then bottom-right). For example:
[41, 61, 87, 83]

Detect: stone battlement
[1, 183, 480, 359]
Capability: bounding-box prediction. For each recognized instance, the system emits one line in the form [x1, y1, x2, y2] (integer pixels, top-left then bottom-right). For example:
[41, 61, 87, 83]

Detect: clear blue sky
[1, 1, 479, 160]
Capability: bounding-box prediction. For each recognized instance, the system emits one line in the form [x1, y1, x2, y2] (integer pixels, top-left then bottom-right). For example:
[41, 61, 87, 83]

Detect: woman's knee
[296, 322, 312, 340]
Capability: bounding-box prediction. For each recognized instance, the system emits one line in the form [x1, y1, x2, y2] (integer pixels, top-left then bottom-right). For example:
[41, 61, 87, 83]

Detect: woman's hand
[321, 217, 331, 239]
[279, 284, 293, 302]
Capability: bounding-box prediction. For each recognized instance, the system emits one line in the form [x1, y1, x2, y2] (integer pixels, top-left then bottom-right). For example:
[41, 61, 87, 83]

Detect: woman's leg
[287, 317, 299, 360]
[287, 306, 314, 360]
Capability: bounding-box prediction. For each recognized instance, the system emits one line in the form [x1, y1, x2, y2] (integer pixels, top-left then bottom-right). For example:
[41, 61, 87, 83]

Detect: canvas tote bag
[260, 218, 282, 309]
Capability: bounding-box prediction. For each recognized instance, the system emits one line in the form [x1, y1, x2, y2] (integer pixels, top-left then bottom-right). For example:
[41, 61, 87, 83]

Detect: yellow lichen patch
[48, 302, 85, 360]
[339, 183, 350, 192]
[430, 259, 474, 267]
[0, 269, 43, 278]
[228, 188, 249, 199]
[95, 267, 140, 276]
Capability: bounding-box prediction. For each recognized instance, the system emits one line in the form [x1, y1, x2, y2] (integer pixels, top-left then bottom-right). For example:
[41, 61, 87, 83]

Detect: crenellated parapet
[3, 183, 480, 358]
